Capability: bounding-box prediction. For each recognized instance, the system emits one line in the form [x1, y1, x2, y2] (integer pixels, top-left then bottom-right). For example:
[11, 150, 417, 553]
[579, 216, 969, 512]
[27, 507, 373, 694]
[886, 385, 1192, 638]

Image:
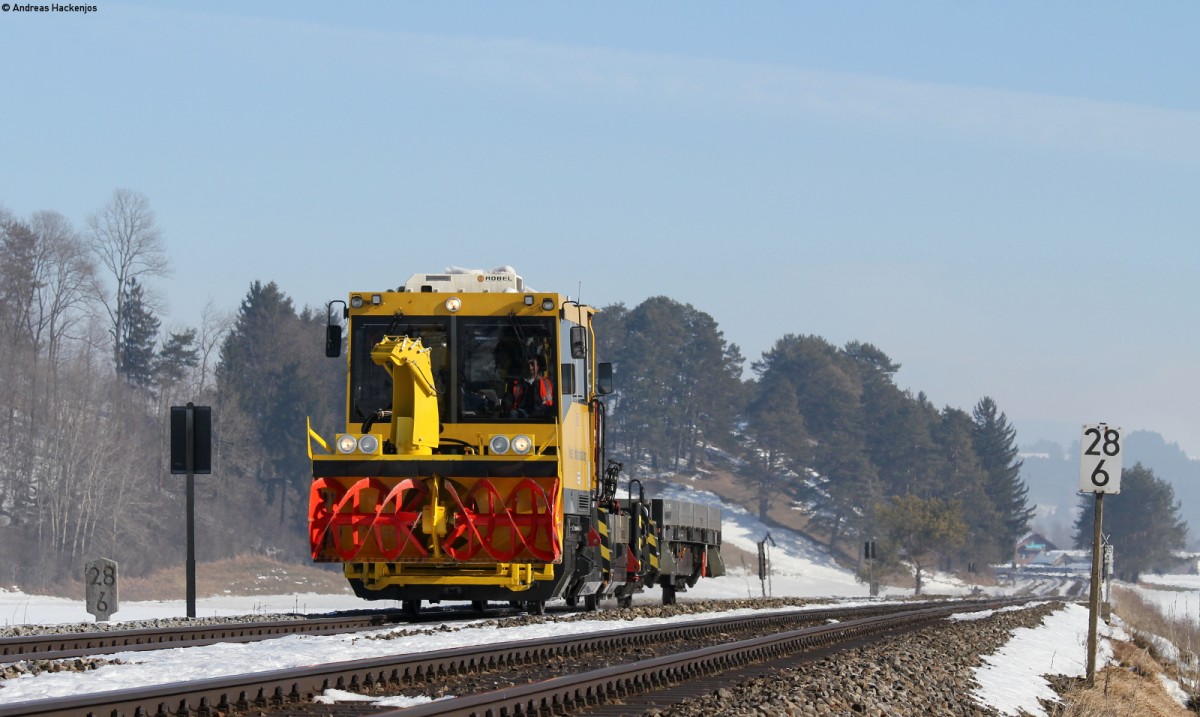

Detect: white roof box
[403, 267, 524, 293]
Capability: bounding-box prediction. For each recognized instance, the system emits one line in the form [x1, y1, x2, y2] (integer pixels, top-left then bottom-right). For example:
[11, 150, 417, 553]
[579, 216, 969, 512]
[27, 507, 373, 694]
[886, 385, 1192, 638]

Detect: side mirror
[597, 362, 613, 396]
[325, 300, 346, 358]
[325, 324, 342, 358]
[570, 326, 586, 359]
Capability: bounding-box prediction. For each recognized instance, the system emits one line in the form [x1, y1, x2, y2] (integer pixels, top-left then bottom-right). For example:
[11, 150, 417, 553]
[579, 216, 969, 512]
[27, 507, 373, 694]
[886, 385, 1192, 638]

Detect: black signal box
[170, 404, 212, 474]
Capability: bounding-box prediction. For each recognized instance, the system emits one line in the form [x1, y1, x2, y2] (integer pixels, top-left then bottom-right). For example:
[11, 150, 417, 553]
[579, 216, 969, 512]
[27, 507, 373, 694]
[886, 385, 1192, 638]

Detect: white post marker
[1079, 423, 1123, 494]
[84, 557, 119, 622]
[1079, 423, 1121, 686]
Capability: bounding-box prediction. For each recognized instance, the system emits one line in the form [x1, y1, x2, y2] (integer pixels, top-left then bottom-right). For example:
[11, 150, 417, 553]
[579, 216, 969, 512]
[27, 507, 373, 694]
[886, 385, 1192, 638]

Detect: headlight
[511, 434, 533, 455]
[445, 297, 462, 312]
[357, 434, 380, 454]
[489, 435, 510, 454]
[336, 434, 358, 454]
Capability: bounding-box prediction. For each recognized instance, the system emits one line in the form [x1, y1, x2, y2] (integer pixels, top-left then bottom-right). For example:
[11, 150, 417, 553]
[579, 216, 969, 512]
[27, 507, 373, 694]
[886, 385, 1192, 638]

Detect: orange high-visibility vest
[511, 376, 553, 409]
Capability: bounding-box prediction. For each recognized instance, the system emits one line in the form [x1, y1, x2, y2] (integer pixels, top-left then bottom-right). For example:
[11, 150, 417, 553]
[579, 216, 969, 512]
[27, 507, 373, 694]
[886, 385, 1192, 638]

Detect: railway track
[0, 605, 535, 663]
[0, 597, 1039, 717]
[376, 597, 1036, 717]
[0, 613, 411, 663]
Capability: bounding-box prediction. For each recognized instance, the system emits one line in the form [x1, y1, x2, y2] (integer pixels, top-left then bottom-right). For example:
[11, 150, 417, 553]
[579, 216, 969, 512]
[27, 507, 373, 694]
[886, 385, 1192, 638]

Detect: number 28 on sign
[1079, 424, 1122, 494]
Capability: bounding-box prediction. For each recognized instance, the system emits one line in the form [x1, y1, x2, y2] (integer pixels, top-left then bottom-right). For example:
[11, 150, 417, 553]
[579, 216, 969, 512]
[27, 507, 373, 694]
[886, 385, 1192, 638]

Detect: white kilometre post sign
[1079, 423, 1122, 686]
[84, 557, 119, 622]
[1080, 424, 1123, 495]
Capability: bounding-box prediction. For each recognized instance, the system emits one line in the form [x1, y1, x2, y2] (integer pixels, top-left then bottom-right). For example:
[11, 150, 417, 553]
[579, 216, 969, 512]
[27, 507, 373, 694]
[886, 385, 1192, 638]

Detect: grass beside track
[1054, 585, 1197, 717]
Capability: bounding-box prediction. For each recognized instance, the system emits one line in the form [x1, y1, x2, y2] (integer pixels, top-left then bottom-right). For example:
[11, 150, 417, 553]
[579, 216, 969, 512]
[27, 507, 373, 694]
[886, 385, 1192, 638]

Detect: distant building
[1014, 532, 1058, 566]
[1032, 550, 1089, 571]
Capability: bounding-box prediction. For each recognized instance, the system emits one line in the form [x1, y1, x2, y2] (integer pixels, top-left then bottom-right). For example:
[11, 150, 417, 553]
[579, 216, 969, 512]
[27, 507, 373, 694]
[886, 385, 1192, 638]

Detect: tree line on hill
[0, 191, 341, 588]
[596, 298, 1036, 592]
[597, 298, 1189, 588]
[0, 191, 1186, 591]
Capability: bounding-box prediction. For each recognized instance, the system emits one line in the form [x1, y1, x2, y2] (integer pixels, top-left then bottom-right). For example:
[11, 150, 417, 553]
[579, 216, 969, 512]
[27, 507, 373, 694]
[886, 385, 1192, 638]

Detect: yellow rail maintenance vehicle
[307, 268, 723, 615]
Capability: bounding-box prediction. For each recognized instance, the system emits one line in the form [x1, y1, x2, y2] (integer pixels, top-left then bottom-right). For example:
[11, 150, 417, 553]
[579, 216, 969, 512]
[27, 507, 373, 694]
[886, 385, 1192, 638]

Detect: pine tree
[740, 375, 809, 521]
[154, 329, 200, 387]
[0, 219, 38, 349]
[971, 397, 1034, 561]
[1073, 463, 1187, 581]
[596, 297, 743, 477]
[753, 335, 874, 552]
[215, 282, 342, 533]
[934, 407, 1002, 564]
[865, 384, 939, 498]
[847, 341, 940, 516]
[118, 278, 160, 389]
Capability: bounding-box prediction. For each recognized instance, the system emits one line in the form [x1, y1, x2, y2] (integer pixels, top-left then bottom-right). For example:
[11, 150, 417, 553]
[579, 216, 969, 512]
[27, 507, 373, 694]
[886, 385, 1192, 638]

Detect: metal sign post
[1078, 423, 1122, 686]
[864, 540, 878, 597]
[757, 533, 775, 598]
[171, 403, 212, 619]
[1102, 543, 1114, 621]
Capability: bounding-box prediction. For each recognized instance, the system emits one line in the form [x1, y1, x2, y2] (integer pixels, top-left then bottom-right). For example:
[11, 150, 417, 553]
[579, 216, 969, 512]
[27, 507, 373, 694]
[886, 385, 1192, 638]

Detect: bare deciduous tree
[197, 300, 234, 396]
[27, 211, 98, 388]
[88, 189, 170, 373]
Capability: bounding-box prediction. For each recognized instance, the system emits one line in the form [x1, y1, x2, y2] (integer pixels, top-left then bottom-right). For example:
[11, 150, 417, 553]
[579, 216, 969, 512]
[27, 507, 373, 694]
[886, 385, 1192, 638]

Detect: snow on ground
[0, 484, 1120, 714]
[656, 481, 972, 599]
[0, 603, 809, 705]
[0, 590, 374, 628]
[964, 602, 1124, 717]
[1132, 574, 1200, 624]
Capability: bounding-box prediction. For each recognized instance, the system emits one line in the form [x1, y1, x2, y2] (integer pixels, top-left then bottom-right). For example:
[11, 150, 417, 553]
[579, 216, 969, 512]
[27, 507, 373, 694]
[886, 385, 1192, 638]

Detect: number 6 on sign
[1079, 424, 1122, 494]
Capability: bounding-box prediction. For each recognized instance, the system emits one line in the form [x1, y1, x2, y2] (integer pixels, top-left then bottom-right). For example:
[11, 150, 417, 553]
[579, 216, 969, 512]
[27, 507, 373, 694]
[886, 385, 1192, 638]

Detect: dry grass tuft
[1052, 586, 1200, 717]
[1053, 664, 1190, 717]
[1112, 639, 1163, 679]
[1113, 587, 1200, 691]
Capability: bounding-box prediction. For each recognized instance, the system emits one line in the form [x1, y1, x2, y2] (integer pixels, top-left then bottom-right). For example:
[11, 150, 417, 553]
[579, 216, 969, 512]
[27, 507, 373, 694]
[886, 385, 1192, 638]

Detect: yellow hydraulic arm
[370, 336, 439, 455]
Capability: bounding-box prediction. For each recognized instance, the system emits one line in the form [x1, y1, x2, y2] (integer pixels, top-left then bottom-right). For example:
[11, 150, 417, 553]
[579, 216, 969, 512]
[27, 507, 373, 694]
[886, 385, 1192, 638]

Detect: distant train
[306, 268, 724, 614]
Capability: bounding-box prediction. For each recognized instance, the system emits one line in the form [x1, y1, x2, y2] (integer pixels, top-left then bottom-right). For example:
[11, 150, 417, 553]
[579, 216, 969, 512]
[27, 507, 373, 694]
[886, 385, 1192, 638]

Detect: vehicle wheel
[662, 584, 676, 606]
[617, 595, 632, 609]
[564, 595, 578, 608]
[472, 600, 487, 612]
[584, 593, 598, 612]
[402, 599, 421, 617]
[524, 600, 546, 615]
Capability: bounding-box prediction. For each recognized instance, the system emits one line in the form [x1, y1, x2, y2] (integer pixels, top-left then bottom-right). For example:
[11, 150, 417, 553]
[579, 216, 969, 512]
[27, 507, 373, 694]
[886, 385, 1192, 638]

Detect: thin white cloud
[134, 4, 1200, 164]
[392, 34, 1200, 164]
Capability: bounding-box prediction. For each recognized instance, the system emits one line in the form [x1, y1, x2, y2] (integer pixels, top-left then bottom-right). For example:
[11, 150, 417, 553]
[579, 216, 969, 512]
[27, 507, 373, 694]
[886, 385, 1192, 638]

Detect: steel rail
[0, 597, 954, 663]
[0, 613, 408, 663]
[0, 598, 1034, 717]
[379, 598, 1027, 717]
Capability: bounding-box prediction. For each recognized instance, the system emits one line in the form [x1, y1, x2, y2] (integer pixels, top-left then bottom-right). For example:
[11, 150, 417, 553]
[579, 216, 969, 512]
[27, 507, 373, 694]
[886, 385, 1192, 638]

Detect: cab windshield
[348, 315, 556, 427]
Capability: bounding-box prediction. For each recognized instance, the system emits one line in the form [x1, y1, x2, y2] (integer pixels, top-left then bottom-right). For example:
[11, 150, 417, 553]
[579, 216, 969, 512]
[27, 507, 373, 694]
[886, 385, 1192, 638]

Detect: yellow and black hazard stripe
[640, 504, 659, 572]
[596, 507, 611, 579]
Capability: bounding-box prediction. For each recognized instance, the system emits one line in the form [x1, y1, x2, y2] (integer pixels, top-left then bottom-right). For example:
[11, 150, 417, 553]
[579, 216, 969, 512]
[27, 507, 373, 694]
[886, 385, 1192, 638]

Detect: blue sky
[2, 2, 1198, 457]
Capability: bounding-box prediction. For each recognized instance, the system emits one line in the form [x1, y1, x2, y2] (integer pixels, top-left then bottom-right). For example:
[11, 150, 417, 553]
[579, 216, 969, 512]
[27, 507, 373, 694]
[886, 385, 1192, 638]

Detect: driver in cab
[504, 356, 553, 418]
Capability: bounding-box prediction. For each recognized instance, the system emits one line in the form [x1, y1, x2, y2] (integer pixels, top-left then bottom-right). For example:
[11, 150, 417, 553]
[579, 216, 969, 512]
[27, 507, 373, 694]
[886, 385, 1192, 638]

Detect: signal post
[170, 403, 212, 618]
